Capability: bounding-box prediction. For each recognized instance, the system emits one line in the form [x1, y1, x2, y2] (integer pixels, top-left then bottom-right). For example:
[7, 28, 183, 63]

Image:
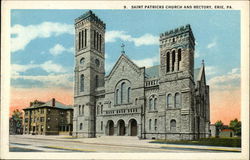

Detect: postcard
[1, 0, 249, 160]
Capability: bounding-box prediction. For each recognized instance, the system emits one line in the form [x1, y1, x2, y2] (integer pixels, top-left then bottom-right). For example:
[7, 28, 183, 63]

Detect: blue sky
[11, 10, 240, 90]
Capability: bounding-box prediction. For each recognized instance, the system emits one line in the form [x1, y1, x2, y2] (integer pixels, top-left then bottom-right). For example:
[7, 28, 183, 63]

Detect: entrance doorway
[107, 120, 114, 136]
[118, 119, 126, 136]
[129, 119, 137, 136]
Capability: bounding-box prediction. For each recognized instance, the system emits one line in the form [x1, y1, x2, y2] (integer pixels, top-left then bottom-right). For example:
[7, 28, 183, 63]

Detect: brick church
[73, 10, 210, 140]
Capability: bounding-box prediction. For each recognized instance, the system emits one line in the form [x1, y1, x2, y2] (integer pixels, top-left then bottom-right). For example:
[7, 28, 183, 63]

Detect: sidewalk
[12, 135, 241, 152]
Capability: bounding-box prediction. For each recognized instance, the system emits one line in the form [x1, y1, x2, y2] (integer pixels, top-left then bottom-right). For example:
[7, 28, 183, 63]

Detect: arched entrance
[129, 119, 137, 136]
[117, 119, 126, 136]
[107, 120, 114, 136]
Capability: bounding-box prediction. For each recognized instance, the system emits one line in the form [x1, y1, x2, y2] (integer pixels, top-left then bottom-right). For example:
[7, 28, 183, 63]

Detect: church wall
[100, 57, 145, 137]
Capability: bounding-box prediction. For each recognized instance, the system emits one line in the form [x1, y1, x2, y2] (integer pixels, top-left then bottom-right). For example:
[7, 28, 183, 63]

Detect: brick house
[23, 98, 73, 135]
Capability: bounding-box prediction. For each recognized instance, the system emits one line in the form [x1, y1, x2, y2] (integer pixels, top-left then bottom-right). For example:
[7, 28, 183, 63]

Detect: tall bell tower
[73, 10, 105, 138]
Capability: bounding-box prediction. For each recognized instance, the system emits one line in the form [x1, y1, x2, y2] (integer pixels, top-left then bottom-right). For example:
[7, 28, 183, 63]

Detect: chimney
[52, 98, 55, 107]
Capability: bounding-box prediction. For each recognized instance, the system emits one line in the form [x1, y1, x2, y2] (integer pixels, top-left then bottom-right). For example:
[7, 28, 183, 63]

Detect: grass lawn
[151, 137, 241, 147]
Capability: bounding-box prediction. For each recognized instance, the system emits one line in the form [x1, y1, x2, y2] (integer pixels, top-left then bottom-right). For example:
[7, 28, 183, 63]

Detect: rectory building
[23, 98, 73, 135]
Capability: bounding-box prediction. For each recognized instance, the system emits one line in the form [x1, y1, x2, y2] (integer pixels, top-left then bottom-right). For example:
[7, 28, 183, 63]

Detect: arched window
[167, 94, 172, 108]
[99, 34, 102, 51]
[78, 31, 81, 50]
[177, 49, 181, 71]
[155, 119, 157, 131]
[82, 105, 84, 115]
[96, 106, 100, 115]
[115, 81, 131, 105]
[101, 121, 103, 131]
[84, 29, 87, 47]
[175, 93, 181, 108]
[80, 74, 84, 92]
[80, 58, 85, 65]
[96, 32, 99, 50]
[170, 119, 176, 132]
[172, 50, 175, 71]
[127, 87, 131, 103]
[149, 119, 152, 130]
[94, 30, 96, 48]
[166, 52, 170, 72]
[154, 98, 157, 110]
[116, 89, 119, 104]
[95, 75, 99, 88]
[80, 123, 83, 130]
[101, 105, 103, 114]
[79, 105, 81, 115]
[135, 98, 138, 105]
[149, 99, 153, 110]
[121, 82, 125, 104]
[95, 59, 100, 67]
[81, 30, 84, 49]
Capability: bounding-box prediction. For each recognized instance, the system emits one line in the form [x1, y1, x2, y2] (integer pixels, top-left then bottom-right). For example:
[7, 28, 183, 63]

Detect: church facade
[73, 11, 210, 140]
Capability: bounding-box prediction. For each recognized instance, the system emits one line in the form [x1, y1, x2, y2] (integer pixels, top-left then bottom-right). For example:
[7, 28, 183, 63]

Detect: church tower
[73, 10, 105, 138]
[159, 24, 195, 76]
[158, 25, 196, 140]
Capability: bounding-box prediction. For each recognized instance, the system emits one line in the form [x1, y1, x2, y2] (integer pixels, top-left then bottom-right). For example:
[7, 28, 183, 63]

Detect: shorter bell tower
[159, 24, 195, 77]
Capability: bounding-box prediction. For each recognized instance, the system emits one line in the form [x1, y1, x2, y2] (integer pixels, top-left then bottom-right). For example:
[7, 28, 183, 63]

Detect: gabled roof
[194, 62, 207, 85]
[145, 65, 160, 78]
[105, 53, 142, 79]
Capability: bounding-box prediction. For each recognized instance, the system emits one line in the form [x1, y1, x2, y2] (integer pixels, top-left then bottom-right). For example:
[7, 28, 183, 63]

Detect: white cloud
[11, 22, 74, 52]
[207, 38, 217, 49]
[12, 73, 73, 88]
[133, 56, 159, 68]
[49, 44, 74, 56]
[208, 68, 240, 90]
[41, 60, 66, 73]
[229, 68, 239, 74]
[11, 63, 37, 76]
[205, 66, 217, 76]
[11, 61, 67, 76]
[105, 30, 158, 47]
[106, 31, 131, 43]
[133, 34, 159, 46]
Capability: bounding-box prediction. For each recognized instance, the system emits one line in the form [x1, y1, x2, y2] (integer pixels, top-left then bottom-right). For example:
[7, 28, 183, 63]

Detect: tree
[11, 109, 23, 134]
[215, 120, 224, 137]
[215, 120, 223, 129]
[229, 118, 241, 136]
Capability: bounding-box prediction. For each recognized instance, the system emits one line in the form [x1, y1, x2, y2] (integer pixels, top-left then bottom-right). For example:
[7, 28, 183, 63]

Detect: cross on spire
[121, 43, 125, 53]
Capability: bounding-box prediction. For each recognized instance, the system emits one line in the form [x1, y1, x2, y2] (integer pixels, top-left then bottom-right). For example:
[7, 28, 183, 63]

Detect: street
[9, 135, 241, 153]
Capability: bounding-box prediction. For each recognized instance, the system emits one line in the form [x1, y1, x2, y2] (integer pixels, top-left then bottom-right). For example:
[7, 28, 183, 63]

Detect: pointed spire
[202, 59, 205, 66]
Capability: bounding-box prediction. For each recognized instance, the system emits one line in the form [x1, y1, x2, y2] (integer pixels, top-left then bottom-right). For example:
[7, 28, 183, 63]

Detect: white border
[1, 1, 249, 159]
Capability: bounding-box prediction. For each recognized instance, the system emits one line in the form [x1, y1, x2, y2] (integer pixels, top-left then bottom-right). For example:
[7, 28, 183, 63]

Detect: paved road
[9, 135, 241, 153]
